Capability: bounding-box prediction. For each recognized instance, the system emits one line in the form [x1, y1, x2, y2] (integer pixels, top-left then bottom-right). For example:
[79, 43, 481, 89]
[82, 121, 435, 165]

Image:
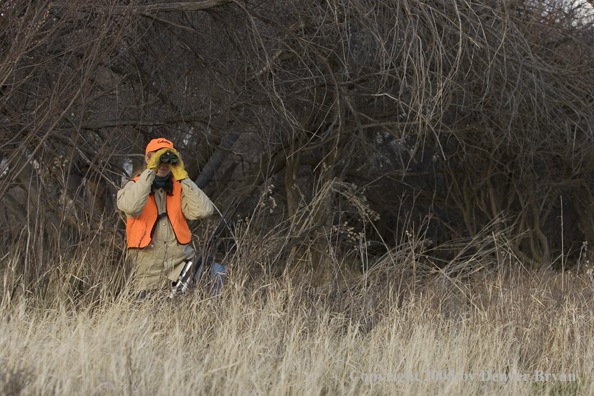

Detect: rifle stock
[169, 198, 239, 298]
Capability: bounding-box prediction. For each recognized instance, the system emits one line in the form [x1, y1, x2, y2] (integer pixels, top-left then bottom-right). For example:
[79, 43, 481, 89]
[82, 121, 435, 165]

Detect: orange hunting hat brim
[145, 138, 174, 156]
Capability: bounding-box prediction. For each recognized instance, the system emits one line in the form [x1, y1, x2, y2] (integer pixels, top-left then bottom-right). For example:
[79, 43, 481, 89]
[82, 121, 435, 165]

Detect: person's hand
[168, 148, 189, 180]
[147, 148, 170, 172]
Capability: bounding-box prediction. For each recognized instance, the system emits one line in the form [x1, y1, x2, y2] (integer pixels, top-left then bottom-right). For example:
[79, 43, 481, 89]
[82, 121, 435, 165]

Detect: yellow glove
[147, 148, 170, 172]
[168, 148, 189, 181]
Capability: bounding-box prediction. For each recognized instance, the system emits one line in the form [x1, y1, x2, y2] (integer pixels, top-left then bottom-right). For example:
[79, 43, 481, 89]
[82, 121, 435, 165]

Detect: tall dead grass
[0, 224, 592, 396]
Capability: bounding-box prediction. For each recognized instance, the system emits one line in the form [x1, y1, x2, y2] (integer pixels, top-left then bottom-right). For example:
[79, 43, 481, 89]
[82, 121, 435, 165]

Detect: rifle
[169, 197, 240, 298]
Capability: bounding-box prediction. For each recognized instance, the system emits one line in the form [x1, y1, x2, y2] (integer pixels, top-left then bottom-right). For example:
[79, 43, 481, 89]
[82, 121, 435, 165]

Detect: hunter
[117, 138, 214, 293]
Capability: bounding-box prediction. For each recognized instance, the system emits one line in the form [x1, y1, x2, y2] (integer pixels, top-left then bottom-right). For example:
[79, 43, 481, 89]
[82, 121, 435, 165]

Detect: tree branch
[81, 115, 210, 130]
[54, 0, 231, 14]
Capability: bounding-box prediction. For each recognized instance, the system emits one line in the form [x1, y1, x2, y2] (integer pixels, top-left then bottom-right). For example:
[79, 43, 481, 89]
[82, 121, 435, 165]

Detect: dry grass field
[1, 234, 592, 396]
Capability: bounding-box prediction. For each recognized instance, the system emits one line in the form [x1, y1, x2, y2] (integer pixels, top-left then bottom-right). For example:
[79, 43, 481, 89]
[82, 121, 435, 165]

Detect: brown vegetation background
[2, 0, 594, 296]
[2, 1, 594, 395]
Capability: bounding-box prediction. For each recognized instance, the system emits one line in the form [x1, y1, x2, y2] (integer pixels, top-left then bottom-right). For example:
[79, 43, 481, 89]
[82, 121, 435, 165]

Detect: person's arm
[179, 178, 214, 220]
[116, 169, 155, 218]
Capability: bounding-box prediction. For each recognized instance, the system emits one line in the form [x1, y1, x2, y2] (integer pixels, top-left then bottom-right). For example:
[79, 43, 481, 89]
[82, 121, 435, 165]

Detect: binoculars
[160, 152, 178, 164]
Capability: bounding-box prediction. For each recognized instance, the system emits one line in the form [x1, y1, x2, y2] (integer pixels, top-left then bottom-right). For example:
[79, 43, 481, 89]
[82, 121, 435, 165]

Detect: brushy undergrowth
[1, 239, 593, 395]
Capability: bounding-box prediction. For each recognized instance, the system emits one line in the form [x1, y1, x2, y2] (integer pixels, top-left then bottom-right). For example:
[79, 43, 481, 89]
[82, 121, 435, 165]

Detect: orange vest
[126, 176, 192, 248]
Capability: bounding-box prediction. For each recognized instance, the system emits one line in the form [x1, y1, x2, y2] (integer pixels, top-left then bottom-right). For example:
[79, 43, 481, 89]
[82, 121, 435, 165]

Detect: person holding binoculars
[117, 138, 214, 294]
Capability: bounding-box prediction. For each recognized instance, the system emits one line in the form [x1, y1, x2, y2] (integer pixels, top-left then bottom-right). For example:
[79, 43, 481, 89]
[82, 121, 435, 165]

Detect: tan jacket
[117, 169, 214, 290]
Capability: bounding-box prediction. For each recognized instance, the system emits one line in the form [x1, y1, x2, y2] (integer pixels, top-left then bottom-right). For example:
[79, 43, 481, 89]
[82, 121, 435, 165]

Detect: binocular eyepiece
[160, 152, 178, 164]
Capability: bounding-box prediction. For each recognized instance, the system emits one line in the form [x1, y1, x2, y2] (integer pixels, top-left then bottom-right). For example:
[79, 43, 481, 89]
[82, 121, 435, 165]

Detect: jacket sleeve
[116, 169, 155, 218]
[180, 178, 214, 220]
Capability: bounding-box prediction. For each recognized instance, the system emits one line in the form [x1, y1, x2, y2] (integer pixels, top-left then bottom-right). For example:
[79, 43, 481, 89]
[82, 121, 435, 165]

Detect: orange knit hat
[145, 138, 174, 155]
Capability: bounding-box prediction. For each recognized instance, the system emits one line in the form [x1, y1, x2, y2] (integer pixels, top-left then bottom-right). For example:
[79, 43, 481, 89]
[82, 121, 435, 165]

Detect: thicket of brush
[2, 1, 594, 394]
[3, 0, 594, 278]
